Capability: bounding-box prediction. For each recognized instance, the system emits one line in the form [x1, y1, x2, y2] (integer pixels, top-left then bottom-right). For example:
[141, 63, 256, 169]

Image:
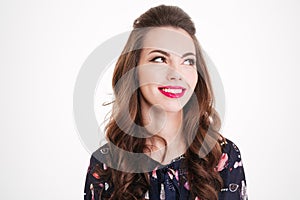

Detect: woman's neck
[142, 105, 187, 164]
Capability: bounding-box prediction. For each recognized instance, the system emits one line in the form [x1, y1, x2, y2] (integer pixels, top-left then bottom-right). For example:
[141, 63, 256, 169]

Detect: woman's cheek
[138, 64, 167, 86]
[183, 70, 198, 89]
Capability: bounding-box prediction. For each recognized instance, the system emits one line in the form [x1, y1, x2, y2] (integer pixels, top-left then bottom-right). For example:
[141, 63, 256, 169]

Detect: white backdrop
[1, 0, 300, 199]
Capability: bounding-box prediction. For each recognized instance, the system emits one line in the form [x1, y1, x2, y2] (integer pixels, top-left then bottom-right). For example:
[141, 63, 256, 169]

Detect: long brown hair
[95, 5, 225, 200]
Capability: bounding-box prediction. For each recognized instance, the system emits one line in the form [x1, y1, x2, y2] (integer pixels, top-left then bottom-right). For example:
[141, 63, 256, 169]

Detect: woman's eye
[150, 56, 166, 63]
[183, 58, 195, 66]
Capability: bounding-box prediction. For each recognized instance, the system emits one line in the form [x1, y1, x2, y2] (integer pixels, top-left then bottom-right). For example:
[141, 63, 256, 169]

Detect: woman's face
[138, 26, 198, 113]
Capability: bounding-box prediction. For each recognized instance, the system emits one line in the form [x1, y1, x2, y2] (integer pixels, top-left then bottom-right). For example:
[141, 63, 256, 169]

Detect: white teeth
[161, 88, 183, 94]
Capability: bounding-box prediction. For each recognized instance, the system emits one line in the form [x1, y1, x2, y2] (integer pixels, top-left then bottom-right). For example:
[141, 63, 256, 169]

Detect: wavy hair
[95, 5, 225, 200]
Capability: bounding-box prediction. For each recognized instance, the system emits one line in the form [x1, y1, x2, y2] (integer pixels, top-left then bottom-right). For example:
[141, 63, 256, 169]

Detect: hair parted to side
[94, 4, 225, 200]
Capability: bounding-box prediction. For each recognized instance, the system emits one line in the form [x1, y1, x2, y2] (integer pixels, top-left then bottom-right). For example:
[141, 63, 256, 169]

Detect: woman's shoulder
[216, 137, 244, 172]
[217, 137, 248, 199]
[89, 143, 110, 169]
[221, 138, 243, 157]
[84, 144, 113, 200]
[89, 143, 159, 173]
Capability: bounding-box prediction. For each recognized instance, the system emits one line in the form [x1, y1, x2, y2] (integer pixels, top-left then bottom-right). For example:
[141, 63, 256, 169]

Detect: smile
[158, 86, 186, 98]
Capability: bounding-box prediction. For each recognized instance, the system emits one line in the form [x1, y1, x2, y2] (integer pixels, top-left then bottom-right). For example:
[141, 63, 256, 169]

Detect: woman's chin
[160, 104, 185, 113]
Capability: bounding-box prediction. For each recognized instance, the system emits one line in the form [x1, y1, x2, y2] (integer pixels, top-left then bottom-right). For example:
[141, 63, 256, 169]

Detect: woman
[84, 5, 247, 200]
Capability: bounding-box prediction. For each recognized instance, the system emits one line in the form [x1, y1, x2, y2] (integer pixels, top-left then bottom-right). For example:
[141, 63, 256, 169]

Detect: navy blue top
[84, 139, 248, 200]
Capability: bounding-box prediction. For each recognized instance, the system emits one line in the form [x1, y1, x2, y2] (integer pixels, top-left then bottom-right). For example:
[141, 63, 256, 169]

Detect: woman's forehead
[142, 27, 196, 56]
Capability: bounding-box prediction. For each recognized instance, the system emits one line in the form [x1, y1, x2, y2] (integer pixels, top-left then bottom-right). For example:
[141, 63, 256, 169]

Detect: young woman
[84, 5, 247, 200]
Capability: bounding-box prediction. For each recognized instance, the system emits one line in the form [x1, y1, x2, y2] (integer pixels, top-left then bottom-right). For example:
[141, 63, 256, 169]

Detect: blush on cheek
[181, 71, 198, 90]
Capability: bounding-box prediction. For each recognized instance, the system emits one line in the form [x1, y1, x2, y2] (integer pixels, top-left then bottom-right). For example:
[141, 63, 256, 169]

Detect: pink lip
[158, 86, 186, 98]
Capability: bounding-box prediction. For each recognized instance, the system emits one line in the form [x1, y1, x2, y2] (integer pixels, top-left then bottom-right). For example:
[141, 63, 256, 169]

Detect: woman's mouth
[158, 86, 186, 98]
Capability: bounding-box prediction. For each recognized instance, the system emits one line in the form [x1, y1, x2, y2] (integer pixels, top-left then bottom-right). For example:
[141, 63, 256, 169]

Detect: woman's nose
[166, 63, 182, 81]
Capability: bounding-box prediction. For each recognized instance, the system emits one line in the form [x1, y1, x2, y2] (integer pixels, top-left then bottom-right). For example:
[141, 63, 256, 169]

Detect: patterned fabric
[84, 139, 248, 200]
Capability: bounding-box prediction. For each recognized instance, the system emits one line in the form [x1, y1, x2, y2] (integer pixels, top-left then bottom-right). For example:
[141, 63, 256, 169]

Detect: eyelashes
[150, 56, 166, 63]
[183, 58, 195, 66]
[149, 56, 196, 66]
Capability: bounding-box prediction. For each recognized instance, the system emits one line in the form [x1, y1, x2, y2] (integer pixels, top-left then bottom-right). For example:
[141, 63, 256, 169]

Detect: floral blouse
[84, 139, 248, 200]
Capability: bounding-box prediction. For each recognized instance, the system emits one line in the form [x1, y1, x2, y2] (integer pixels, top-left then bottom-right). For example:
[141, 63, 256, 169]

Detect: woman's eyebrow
[148, 49, 195, 58]
[181, 52, 196, 58]
[148, 49, 170, 57]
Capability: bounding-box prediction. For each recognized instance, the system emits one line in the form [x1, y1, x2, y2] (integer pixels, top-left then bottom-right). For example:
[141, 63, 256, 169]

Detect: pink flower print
[92, 172, 100, 179]
[195, 197, 200, 200]
[233, 160, 243, 169]
[152, 167, 158, 179]
[216, 153, 229, 172]
[168, 171, 174, 180]
[184, 181, 190, 190]
[175, 170, 179, 181]
[168, 168, 176, 180]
